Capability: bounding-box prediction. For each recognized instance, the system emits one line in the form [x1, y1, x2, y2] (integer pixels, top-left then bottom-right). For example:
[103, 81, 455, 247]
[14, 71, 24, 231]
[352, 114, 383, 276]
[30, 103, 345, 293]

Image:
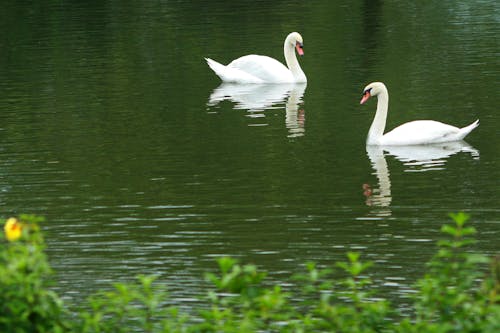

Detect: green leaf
[347, 252, 361, 263]
[448, 212, 470, 227]
[461, 226, 477, 236]
[441, 224, 457, 236]
[217, 257, 238, 274]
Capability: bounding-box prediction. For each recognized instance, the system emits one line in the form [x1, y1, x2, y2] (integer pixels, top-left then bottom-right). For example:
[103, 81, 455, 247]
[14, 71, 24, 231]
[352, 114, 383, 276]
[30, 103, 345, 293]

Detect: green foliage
[290, 251, 389, 332]
[1, 213, 499, 332]
[398, 212, 500, 333]
[77, 275, 187, 333]
[0, 215, 68, 332]
[198, 257, 293, 332]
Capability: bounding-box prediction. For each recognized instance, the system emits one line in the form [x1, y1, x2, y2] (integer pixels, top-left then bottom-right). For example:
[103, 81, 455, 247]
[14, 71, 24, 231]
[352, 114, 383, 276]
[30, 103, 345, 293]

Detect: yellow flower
[4, 217, 22, 241]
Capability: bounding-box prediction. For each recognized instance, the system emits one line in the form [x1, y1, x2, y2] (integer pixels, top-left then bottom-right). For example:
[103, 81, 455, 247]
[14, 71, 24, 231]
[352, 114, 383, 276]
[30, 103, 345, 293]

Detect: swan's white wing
[228, 55, 293, 83]
[206, 57, 264, 83]
[381, 120, 461, 145]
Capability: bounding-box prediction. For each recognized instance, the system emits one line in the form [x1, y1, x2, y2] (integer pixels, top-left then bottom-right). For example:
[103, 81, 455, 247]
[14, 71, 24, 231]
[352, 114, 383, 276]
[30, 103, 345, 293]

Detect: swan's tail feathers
[459, 119, 479, 139]
[205, 58, 227, 81]
[205, 57, 262, 83]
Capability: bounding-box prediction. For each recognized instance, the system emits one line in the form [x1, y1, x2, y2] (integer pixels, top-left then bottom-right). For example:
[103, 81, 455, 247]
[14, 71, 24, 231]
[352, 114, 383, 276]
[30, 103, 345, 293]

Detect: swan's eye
[364, 88, 372, 95]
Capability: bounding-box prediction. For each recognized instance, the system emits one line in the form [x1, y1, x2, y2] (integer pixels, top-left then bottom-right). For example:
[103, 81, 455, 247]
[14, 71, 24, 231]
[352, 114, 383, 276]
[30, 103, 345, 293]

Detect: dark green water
[0, 1, 498, 306]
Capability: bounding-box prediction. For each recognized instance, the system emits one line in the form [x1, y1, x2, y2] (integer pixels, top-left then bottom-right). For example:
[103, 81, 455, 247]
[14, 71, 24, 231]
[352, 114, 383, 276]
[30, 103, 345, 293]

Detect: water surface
[0, 1, 498, 307]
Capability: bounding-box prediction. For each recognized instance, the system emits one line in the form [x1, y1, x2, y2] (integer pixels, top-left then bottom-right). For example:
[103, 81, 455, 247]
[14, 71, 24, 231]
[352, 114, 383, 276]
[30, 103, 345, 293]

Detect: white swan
[205, 32, 306, 84]
[360, 82, 479, 145]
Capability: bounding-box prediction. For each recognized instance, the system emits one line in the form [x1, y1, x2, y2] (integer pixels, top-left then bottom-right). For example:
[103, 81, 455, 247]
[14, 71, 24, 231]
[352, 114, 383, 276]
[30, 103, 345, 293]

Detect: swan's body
[360, 82, 479, 145]
[205, 32, 306, 84]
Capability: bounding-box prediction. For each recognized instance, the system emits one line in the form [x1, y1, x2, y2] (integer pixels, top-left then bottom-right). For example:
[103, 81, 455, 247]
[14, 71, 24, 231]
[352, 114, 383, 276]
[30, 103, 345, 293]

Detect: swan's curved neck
[367, 88, 389, 145]
[284, 39, 305, 81]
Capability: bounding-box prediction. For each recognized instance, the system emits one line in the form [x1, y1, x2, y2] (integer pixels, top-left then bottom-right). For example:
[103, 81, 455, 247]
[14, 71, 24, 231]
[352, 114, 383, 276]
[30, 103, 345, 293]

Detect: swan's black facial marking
[360, 87, 372, 104]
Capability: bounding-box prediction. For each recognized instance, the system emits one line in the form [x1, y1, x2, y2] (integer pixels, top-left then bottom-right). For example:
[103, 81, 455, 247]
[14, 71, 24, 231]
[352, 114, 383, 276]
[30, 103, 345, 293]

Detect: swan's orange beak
[360, 91, 371, 104]
[296, 43, 304, 56]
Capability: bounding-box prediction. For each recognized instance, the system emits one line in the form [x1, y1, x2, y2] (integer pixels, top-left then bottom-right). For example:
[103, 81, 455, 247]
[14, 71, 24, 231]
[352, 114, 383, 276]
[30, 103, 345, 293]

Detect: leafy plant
[291, 252, 390, 332]
[77, 275, 187, 333]
[198, 257, 293, 332]
[398, 212, 500, 332]
[0, 215, 67, 332]
[0, 213, 498, 332]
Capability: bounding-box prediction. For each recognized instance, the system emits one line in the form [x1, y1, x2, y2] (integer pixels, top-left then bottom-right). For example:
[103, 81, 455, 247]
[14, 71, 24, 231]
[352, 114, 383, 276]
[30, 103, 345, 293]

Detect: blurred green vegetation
[1, 213, 499, 332]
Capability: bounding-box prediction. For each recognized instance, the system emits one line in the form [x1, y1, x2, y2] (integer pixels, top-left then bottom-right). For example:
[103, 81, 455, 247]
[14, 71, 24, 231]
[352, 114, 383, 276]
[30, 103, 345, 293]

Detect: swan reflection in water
[207, 83, 306, 138]
[363, 141, 479, 217]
